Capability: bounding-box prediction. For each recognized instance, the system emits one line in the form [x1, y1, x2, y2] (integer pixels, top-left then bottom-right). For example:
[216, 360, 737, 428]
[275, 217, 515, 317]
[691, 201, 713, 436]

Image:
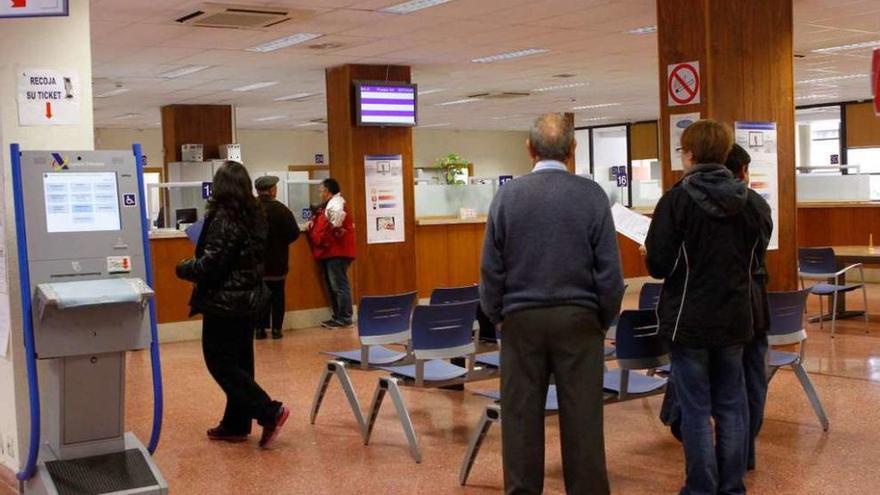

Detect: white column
[0, 0, 93, 476]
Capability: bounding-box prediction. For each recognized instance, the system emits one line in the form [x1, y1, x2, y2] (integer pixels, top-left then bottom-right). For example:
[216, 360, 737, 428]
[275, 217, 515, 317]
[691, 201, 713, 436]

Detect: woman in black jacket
[176, 161, 288, 449]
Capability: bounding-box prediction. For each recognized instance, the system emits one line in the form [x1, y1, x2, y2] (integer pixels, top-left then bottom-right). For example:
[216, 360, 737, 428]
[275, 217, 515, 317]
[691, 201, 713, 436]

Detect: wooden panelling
[618, 234, 650, 279]
[658, 0, 797, 290]
[326, 65, 417, 298]
[564, 112, 576, 173]
[845, 102, 880, 149]
[150, 236, 328, 324]
[415, 224, 484, 297]
[160, 105, 233, 166]
[797, 206, 880, 248]
[630, 121, 659, 160]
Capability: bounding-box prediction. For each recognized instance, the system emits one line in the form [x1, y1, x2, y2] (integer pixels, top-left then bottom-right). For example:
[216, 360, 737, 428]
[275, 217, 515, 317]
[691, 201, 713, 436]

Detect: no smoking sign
[667, 61, 701, 107]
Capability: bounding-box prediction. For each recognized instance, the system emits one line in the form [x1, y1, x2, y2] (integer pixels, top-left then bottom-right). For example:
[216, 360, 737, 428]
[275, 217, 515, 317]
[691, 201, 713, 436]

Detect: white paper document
[611, 202, 652, 245]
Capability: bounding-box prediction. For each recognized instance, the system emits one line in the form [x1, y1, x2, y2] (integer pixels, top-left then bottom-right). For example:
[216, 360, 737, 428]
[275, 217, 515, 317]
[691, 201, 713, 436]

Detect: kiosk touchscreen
[12, 146, 167, 495]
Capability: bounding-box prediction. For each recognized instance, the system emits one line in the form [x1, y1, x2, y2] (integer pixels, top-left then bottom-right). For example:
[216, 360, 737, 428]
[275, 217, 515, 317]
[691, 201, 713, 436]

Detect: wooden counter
[150, 235, 328, 324]
[797, 204, 880, 247]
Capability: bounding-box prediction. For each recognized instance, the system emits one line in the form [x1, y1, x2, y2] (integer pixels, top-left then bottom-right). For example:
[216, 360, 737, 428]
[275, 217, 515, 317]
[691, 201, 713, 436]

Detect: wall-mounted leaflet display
[354, 81, 417, 127]
[735, 121, 779, 251]
[365, 154, 405, 244]
[43, 172, 121, 233]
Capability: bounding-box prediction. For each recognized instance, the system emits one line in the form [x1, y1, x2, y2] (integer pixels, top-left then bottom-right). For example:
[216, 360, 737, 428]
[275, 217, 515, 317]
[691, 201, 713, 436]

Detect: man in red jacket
[307, 178, 356, 328]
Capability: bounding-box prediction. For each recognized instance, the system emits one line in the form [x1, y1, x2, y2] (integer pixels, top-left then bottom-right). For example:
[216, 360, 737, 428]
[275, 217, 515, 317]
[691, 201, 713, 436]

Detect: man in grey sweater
[480, 113, 624, 495]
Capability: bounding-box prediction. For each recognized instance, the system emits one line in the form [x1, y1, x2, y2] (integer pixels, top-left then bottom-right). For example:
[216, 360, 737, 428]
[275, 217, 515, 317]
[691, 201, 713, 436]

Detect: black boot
[255, 329, 268, 340]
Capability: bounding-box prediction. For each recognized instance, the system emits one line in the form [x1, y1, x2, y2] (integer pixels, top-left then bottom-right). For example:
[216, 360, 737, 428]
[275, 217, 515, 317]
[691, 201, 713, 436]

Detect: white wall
[0, 0, 94, 472]
[95, 127, 533, 178]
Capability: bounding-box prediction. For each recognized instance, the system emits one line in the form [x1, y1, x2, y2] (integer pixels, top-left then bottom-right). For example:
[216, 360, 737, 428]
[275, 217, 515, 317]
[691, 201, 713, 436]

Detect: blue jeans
[321, 258, 353, 324]
[671, 342, 748, 495]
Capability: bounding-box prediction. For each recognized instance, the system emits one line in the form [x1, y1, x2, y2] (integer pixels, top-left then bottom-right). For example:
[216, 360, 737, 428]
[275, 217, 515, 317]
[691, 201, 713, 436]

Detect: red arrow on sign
[45, 102, 53, 119]
[11, 0, 27, 8]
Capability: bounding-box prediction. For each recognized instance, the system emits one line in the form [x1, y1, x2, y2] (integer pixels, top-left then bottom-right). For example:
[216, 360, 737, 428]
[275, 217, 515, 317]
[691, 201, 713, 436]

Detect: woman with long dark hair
[176, 161, 289, 449]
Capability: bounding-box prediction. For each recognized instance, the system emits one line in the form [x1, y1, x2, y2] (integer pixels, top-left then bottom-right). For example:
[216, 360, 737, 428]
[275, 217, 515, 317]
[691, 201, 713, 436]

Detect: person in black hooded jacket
[659, 143, 773, 472]
[176, 161, 289, 449]
[646, 121, 766, 495]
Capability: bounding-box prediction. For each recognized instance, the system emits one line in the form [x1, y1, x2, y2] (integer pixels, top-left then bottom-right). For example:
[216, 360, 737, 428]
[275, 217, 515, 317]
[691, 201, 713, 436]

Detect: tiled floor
[114, 290, 880, 494]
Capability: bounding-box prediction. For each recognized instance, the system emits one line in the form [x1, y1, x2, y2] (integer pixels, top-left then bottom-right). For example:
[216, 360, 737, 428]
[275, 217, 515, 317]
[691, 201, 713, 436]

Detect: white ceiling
[88, 0, 880, 131]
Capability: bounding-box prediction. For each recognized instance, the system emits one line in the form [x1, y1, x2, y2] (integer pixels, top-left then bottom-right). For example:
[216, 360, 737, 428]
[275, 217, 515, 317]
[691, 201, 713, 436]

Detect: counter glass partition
[592, 125, 630, 206]
[415, 183, 497, 218]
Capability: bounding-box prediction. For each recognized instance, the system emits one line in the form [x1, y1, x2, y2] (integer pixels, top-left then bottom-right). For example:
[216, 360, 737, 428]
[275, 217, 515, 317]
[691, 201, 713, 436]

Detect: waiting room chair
[638, 282, 663, 310]
[602, 309, 669, 401]
[366, 300, 493, 463]
[310, 291, 417, 438]
[429, 285, 480, 305]
[798, 247, 869, 337]
[767, 290, 829, 431]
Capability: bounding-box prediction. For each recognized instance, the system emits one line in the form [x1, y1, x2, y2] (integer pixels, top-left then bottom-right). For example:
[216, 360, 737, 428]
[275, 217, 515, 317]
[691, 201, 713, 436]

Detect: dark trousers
[671, 342, 748, 495]
[742, 335, 768, 468]
[320, 258, 353, 324]
[500, 306, 609, 495]
[202, 312, 280, 434]
[661, 336, 768, 469]
[259, 279, 286, 332]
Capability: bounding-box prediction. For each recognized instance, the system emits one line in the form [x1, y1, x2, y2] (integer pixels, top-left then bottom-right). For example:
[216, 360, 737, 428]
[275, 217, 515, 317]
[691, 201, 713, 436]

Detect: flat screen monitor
[175, 208, 198, 229]
[42, 172, 122, 233]
[354, 81, 418, 127]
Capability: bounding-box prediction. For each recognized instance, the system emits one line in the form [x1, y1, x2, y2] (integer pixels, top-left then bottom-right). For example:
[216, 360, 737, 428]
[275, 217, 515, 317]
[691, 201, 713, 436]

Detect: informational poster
[735, 121, 779, 251]
[17, 68, 80, 126]
[0, 0, 68, 19]
[364, 154, 405, 244]
[669, 112, 700, 171]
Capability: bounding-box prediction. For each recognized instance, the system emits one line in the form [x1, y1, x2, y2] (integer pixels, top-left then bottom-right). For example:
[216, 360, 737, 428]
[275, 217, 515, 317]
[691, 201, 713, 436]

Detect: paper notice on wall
[735, 121, 780, 251]
[611, 202, 652, 245]
[17, 68, 81, 126]
[365, 155, 405, 244]
[669, 112, 700, 171]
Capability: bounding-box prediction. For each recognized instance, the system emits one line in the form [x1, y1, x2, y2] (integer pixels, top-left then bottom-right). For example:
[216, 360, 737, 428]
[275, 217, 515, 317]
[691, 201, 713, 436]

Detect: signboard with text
[0, 0, 68, 19]
[17, 68, 80, 126]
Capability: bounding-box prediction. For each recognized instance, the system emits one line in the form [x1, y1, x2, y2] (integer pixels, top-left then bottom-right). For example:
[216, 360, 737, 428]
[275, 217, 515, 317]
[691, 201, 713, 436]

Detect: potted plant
[436, 153, 469, 185]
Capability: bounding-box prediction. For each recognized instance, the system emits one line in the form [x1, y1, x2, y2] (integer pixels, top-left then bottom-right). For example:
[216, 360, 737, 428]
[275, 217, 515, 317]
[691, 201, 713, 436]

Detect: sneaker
[259, 406, 290, 449]
[320, 319, 336, 328]
[324, 320, 351, 329]
[207, 426, 248, 443]
[255, 329, 268, 340]
[271, 330, 283, 340]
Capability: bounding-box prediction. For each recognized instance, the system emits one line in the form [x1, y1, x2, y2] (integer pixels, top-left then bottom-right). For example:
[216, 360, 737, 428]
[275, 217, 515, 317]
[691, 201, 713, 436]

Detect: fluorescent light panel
[94, 87, 131, 98]
[797, 74, 867, 84]
[232, 81, 279, 92]
[812, 40, 880, 54]
[274, 92, 315, 102]
[532, 82, 587, 92]
[418, 88, 446, 96]
[247, 33, 323, 53]
[380, 0, 454, 14]
[572, 103, 620, 110]
[436, 98, 482, 106]
[472, 48, 549, 64]
[627, 25, 657, 35]
[113, 112, 140, 120]
[582, 116, 611, 122]
[295, 121, 324, 127]
[419, 123, 451, 128]
[159, 65, 211, 79]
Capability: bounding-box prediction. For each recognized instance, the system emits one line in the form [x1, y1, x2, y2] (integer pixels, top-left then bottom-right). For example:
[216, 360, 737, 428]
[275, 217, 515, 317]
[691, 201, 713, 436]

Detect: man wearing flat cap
[255, 175, 300, 340]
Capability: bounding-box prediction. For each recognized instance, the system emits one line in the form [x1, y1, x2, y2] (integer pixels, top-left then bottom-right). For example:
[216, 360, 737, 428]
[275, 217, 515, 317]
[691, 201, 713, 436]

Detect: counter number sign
[202, 182, 213, 199]
[667, 61, 701, 107]
[499, 175, 514, 186]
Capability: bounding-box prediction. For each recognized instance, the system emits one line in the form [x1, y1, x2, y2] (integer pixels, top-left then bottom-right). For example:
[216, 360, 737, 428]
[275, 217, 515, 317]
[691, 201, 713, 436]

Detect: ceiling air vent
[175, 3, 314, 29]
[466, 91, 531, 100]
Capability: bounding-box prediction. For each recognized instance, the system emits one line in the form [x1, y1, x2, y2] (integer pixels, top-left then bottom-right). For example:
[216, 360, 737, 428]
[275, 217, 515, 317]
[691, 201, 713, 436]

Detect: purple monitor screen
[357, 84, 417, 126]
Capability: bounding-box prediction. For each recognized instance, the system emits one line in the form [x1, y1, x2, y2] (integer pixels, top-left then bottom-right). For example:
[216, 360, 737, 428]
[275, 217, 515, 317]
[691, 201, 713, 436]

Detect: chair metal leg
[861, 284, 870, 333]
[459, 404, 501, 486]
[818, 295, 824, 330]
[618, 369, 630, 401]
[365, 377, 422, 463]
[830, 291, 839, 338]
[309, 360, 367, 438]
[792, 362, 829, 432]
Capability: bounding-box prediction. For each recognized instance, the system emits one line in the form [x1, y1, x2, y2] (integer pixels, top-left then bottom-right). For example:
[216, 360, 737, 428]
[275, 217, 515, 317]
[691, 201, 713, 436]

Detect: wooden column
[564, 112, 576, 173]
[657, 0, 797, 290]
[160, 104, 234, 168]
[326, 65, 417, 297]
